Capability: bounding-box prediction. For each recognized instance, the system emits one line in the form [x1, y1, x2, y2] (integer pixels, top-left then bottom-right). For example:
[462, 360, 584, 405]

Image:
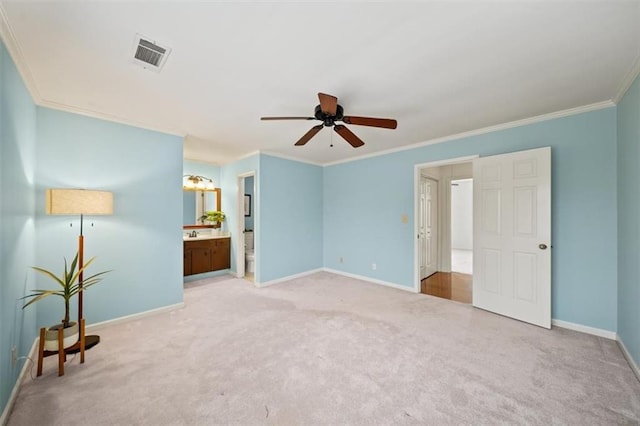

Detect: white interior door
[420, 177, 438, 279]
[472, 147, 551, 328]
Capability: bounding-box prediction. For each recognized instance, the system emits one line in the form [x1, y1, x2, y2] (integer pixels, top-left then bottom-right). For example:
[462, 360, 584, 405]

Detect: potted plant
[22, 252, 110, 351]
[201, 210, 226, 232]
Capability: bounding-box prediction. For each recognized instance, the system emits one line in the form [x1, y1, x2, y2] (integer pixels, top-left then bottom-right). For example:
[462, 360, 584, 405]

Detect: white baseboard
[86, 302, 185, 331]
[255, 268, 323, 288]
[616, 335, 640, 382]
[323, 268, 418, 293]
[551, 319, 616, 340]
[1, 338, 38, 426]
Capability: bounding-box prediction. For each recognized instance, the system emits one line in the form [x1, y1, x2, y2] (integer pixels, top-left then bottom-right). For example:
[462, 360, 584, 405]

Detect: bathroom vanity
[183, 184, 229, 276]
[183, 234, 230, 276]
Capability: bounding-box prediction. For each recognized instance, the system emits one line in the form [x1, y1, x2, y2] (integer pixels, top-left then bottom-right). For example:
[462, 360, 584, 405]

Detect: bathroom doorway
[237, 172, 256, 283]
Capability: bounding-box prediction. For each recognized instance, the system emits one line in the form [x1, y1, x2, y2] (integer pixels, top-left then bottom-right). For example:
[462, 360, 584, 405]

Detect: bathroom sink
[183, 233, 229, 241]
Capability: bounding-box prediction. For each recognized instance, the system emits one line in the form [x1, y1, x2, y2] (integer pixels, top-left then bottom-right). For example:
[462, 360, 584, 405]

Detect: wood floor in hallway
[421, 272, 472, 304]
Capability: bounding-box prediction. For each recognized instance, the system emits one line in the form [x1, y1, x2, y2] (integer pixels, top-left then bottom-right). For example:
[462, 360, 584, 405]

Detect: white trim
[415, 155, 479, 170]
[236, 171, 256, 280]
[413, 155, 479, 292]
[323, 101, 614, 167]
[1, 4, 620, 170]
[0, 5, 41, 103]
[236, 170, 256, 281]
[323, 268, 418, 293]
[613, 55, 640, 104]
[0, 11, 184, 138]
[86, 302, 185, 331]
[39, 99, 184, 137]
[255, 268, 324, 288]
[551, 319, 616, 340]
[0, 338, 38, 426]
[237, 174, 246, 279]
[0, 6, 184, 139]
[617, 335, 640, 382]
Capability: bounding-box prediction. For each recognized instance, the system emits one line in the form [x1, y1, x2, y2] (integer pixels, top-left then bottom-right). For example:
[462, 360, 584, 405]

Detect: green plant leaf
[21, 290, 65, 309]
[31, 266, 66, 288]
[23, 251, 111, 316]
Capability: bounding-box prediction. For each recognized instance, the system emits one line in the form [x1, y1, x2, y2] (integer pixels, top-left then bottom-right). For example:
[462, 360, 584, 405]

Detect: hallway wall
[450, 179, 473, 250]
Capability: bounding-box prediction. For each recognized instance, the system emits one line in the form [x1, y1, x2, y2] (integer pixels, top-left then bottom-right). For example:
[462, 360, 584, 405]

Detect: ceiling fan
[260, 93, 397, 148]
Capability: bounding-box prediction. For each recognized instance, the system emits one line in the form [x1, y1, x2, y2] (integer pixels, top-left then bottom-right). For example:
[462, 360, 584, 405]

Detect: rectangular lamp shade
[46, 189, 113, 215]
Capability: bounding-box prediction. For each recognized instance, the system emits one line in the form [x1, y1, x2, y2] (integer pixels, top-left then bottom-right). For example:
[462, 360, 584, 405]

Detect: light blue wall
[34, 108, 184, 326]
[220, 154, 259, 277]
[183, 160, 221, 225]
[260, 154, 323, 283]
[183, 159, 221, 184]
[617, 74, 640, 367]
[0, 40, 37, 418]
[325, 108, 619, 331]
[244, 175, 254, 231]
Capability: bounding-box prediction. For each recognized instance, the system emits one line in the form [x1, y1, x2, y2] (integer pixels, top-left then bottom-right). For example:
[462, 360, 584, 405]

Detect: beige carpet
[8, 272, 640, 424]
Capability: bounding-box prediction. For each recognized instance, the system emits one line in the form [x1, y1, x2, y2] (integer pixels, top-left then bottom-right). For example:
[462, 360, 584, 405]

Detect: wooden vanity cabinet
[211, 238, 231, 271]
[183, 237, 230, 276]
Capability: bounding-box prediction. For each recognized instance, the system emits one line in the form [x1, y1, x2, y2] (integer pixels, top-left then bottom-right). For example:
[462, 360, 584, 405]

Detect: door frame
[236, 171, 256, 280]
[413, 155, 478, 292]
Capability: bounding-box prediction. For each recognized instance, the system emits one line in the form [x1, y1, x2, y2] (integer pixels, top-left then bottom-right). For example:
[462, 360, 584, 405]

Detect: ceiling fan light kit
[261, 93, 397, 148]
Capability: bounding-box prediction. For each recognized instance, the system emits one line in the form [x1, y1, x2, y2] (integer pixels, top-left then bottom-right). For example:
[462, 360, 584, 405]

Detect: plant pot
[43, 322, 79, 351]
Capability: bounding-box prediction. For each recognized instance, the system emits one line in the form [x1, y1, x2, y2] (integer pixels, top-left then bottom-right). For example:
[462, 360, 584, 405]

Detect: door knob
[538, 244, 548, 250]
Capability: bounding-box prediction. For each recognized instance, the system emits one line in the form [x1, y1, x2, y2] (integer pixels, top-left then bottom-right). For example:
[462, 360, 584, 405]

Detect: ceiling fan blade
[261, 116, 315, 121]
[342, 116, 397, 129]
[334, 124, 364, 148]
[318, 92, 338, 116]
[295, 124, 324, 146]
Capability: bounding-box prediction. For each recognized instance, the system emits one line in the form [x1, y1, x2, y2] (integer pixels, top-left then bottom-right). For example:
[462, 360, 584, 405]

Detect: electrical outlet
[11, 346, 17, 368]
[339, 257, 343, 263]
[372, 263, 377, 270]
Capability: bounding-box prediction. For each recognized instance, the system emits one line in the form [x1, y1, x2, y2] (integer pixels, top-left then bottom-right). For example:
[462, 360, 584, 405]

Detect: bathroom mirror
[183, 188, 221, 227]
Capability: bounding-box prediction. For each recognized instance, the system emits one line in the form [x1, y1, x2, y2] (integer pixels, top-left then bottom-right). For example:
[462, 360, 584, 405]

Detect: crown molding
[1, 5, 184, 139]
[1, 4, 622, 170]
[613, 55, 640, 104]
[323, 100, 615, 167]
[37, 98, 184, 137]
[0, 4, 42, 102]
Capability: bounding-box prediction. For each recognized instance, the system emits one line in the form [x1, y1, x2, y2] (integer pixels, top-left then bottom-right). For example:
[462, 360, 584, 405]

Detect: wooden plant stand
[37, 318, 85, 377]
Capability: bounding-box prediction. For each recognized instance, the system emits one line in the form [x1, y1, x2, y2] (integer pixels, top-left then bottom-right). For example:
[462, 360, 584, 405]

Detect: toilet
[244, 231, 255, 273]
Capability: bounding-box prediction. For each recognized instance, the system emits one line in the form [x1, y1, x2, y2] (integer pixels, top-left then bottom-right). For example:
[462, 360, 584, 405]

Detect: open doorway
[415, 148, 552, 327]
[237, 172, 256, 283]
[415, 158, 474, 304]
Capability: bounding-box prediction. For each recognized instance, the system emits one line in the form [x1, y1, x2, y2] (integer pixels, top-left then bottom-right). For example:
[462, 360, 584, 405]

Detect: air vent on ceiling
[131, 34, 171, 72]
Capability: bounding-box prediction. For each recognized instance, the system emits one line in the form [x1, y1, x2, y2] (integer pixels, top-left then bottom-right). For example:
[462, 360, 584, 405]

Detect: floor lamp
[45, 188, 113, 358]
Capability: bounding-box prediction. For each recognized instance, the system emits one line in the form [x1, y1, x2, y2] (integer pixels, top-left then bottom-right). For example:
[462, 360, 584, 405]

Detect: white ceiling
[1, 1, 639, 166]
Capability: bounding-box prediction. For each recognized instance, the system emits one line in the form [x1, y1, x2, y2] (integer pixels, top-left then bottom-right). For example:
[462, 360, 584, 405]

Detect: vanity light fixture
[183, 175, 216, 191]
